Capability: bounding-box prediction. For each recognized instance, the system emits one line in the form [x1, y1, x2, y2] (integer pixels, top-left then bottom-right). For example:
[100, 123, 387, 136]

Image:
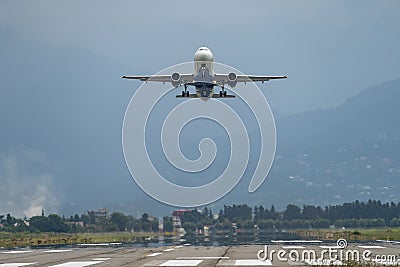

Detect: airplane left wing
[122, 74, 194, 84]
[122, 75, 171, 82]
[214, 74, 287, 84]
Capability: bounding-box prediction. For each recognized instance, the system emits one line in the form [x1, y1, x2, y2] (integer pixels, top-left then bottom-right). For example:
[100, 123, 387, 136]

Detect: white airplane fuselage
[193, 47, 215, 99]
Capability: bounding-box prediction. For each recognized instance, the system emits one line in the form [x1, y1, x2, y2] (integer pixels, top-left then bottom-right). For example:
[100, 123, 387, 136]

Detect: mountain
[259, 79, 400, 208]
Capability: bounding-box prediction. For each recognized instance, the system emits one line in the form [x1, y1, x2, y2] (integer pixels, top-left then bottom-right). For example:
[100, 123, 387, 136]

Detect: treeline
[2, 199, 400, 234]
[181, 200, 400, 233]
[0, 212, 166, 234]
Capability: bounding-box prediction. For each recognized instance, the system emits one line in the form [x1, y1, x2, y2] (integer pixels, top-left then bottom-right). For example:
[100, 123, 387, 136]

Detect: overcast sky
[1, 1, 400, 113]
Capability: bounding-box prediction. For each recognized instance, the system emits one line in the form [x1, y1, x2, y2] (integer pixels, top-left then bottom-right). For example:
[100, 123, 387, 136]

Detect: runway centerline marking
[160, 260, 203, 266]
[147, 252, 163, 257]
[48, 261, 103, 267]
[218, 259, 272, 266]
[163, 248, 174, 252]
[0, 264, 36, 267]
[1, 251, 32, 254]
[44, 250, 73, 253]
[177, 256, 229, 259]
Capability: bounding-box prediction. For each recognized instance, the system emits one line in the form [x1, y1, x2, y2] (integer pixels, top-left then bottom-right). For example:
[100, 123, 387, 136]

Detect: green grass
[293, 228, 400, 241]
[0, 231, 175, 248]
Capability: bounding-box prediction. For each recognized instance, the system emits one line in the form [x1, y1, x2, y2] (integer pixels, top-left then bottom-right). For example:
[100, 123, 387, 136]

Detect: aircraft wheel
[223, 91, 227, 97]
[182, 91, 185, 97]
[186, 91, 189, 97]
[219, 91, 223, 97]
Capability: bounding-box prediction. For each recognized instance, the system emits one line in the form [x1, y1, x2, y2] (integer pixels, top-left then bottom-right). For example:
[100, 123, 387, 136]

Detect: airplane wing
[122, 74, 194, 83]
[214, 74, 287, 84]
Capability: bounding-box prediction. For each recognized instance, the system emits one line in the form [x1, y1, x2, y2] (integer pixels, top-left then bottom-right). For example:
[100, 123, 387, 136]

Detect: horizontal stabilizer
[212, 94, 236, 98]
[176, 94, 199, 98]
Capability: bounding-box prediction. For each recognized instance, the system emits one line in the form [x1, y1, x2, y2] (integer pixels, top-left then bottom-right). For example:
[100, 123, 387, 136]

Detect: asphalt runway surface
[1, 241, 400, 266]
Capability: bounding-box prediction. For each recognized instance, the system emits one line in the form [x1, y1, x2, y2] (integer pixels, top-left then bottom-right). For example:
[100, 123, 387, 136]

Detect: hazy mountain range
[0, 28, 399, 218]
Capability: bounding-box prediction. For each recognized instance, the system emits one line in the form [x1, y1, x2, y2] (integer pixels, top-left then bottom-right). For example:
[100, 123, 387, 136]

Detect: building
[88, 208, 109, 223]
[172, 209, 191, 230]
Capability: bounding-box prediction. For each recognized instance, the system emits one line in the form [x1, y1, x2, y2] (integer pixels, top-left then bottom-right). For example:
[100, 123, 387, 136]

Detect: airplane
[122, 47, 286, 100]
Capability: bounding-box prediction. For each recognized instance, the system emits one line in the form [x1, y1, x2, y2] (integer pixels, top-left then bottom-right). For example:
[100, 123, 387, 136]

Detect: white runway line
[304, 259, 343, 266]
[44, 250, 73, 253]
[0, 264, 36, 267]
[174, 245, 183, 248]
[77, 243, 109, 246]
[147, 252, 163, 257]
[178, 256, 229, 259]
[48, 261, 103, 267]
[319, 246, 342, 249]
[281, 245, 306, 249]
[1, 251, 32, 254]
[160, 260, 203, 266]
[92, 258, 110, 261]
[272, 240, 322, 243]
[163, 248, 175, 252]
[218, 259, 272, 266]
[358, 245, 385, 249]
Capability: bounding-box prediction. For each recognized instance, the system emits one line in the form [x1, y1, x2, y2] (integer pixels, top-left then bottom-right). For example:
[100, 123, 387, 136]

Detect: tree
[283, 204, 301, 220]
[163, 217, 173, 232]
[183, 222, 197, 234]
[110, 212, 127, 231]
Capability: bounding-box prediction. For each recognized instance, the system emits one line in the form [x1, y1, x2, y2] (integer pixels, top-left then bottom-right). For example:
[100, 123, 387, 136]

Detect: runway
[1, 241, 399, 266]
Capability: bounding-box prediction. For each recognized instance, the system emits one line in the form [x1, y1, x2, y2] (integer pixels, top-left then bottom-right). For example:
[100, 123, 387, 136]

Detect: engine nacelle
[227, 72, 237, 88]
[171, 72, 181, 87]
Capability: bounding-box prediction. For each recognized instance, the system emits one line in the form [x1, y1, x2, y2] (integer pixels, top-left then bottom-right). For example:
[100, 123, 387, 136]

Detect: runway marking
[147, 252, 163, 257]
[92, 258, 110, 261]
[77, 243, 109, 246]
[163, 248, 174, 252]
[358, 245, 385, 249]
[159, 260, 203, 266]
[377, 240, 400, 244]
[319, 246, 342, 249]
[304, 259, 343, 266]
[281, 245, 306, 249]
[1, 251, 32, 254]
[48, 261, 103, 267]
[178, 256, 229, 259]
[218, 260, 272, 266]
[272, 240, 322, 243]
[0, 264, 36, 267]
[174, 245, 183, 248]
[44, 249, 73, 253]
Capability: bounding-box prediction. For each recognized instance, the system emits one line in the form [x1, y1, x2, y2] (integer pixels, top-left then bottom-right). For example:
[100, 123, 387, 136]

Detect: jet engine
[171, 72, 181, 87]
[227, 72, 237, 88]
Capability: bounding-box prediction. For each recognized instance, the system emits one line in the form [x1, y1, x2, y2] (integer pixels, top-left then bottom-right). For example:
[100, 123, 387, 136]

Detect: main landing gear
[181, 84, 189, 97]
[219, 86, 227, 97]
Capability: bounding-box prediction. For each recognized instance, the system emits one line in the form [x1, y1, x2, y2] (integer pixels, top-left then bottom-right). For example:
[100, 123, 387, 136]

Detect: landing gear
[219, 86, 227, 97]
[182, 84, 189, 97]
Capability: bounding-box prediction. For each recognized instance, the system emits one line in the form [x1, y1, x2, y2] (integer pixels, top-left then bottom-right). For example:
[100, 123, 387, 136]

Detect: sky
[1, 0, 399, 114]
[0, 1, 400, 218]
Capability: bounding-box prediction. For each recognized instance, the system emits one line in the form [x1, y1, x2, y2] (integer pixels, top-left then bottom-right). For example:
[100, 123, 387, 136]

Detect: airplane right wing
[122, 74, 194, 84]
[214, 73, 287, 84]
